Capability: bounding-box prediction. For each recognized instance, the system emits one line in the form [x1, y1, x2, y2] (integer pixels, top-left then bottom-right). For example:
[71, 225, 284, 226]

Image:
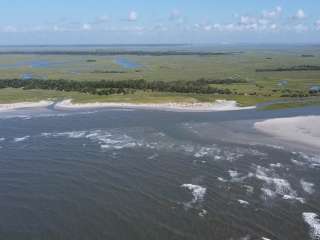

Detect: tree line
[0, 78, 236, 95]
[256, 65, 320, 72]
[0, 51, 243, 57]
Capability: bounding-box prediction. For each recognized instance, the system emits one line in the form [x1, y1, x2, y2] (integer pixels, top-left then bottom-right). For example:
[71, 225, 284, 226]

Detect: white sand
[254, 116, 320, 148]
[55, 99, 255, 112]
[0, 101, 53, 112]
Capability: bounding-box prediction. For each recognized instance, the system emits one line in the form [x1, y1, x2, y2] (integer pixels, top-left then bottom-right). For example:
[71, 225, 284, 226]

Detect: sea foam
[300, 179, 315, 195]
[255, 165, 304, 203]
[303, 212, 320, 240]
[238, 199, 250, 206]
[14, 136, 30, 142]
[181, 184, 207, 204]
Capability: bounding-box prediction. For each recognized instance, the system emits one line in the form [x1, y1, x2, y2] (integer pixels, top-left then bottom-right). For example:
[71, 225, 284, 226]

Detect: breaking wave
[300, 179, 315, 195]
[303, 212, 320, 240]
[13, 136, 30, 143]
[181, 184, 207, 205]
[254, 165, 304, 203]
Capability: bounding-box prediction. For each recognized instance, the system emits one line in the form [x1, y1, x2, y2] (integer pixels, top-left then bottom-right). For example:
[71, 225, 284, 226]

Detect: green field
[0, 47, 320, 109]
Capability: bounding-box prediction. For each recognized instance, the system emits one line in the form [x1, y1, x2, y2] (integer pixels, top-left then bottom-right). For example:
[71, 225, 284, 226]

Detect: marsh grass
[0, 48, 319, 109]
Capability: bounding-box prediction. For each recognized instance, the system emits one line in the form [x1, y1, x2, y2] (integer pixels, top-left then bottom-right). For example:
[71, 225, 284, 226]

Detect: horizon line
[0, 43, 319, 47]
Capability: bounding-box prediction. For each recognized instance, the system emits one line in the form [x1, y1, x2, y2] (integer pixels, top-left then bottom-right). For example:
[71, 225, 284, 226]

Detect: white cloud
[258, 19, 269, 26]
[294, 24, 308, 32]
[1, 6, 318, 36]
[270, 24, 278, 30]
[262, 6, 282, 18]
[294, 9, 306, 19]
[2, 25, 17, 32]
[235, 7, 282, 33]
[203, 25, 212, 31]
[128, 11, 138, 21]
[30, 26, 47, 32]
[93, 15, 110, 24]
[170, 9, 181, 20]
[194, 23, 201, 29]
[169, 9, 185, 25]
[225, 24, 237, 31]
[316, 20, 320, 30]
[98, 15, 109, 22]
[82, 23, 92, 31]
[213, 23, 222, 30]
[246, 23, 258, 31]
[237, 15, 274, 32]
[152, 24, 168, 31]
[104, 25, 146, 33]
[53, 25, 61, 32]
[240, 16, 256, 25]
[276, 6, 283, 14]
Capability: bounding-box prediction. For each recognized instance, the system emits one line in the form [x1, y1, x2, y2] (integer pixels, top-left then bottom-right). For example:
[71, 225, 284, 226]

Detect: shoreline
[54, 99, 256, 112]
[254, 116, 320, 149]
[0, 101, 53, 112]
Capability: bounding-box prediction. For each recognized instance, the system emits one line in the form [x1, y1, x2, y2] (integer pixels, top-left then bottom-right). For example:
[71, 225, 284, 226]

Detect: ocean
[0, 106, 319, 240]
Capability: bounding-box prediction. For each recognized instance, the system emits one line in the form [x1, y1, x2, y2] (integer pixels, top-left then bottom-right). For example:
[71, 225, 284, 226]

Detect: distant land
[0, 44, 319, 110]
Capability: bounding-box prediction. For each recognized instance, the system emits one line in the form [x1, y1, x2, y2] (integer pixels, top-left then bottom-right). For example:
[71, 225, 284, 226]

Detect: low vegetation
[256, 65, 320, 72]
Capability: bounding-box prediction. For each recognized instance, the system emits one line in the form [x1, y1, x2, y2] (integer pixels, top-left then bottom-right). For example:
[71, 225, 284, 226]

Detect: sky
[0, 0, 319, 45]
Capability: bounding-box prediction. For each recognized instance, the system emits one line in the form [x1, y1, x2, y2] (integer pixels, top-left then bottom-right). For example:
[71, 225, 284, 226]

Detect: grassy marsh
[0, 47, 319, 109]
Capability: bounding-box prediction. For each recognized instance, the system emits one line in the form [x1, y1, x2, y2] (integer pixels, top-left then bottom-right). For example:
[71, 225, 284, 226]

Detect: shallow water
[20, 73, 48, 80]
[0, 107, 320, 240]
[0, 59, 86, 70]
[0, 60, 62, 69]
[115, 58, 141, 69]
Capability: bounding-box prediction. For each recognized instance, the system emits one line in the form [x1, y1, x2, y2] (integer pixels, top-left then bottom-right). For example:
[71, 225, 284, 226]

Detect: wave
[270, 163, 282, 168]
[303, 212, 320, 240]
[194, 146, 220, 158]
[41, 131, 87, 139]
[300, 179, 315, 195]
[181, 183, 208, 217]
[228, 170, 253, 183]
[41, 130, 138, 151]
[147, 153, 159, 160]
[38, 127, 272, 169]
[238, 199, 250, 206]
[254, 165, 304, 203]
[294, 152, 320, 168]
[181, 184, 207, 205]
[13, 135, 30, 143]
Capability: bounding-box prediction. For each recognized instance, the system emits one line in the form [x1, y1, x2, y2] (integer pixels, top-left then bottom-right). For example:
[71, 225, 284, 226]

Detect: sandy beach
[0, 101, 53, 112]
[55, 99, 256, 112]
[254, 116, 320, 148]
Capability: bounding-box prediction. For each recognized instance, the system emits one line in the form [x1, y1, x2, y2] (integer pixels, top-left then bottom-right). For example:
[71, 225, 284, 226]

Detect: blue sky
[0, 0, 319, 44]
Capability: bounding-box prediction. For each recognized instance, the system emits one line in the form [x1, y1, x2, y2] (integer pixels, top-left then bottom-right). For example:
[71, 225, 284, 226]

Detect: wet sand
[0, 101, 53, 112]
[254, 116, 320, 149]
